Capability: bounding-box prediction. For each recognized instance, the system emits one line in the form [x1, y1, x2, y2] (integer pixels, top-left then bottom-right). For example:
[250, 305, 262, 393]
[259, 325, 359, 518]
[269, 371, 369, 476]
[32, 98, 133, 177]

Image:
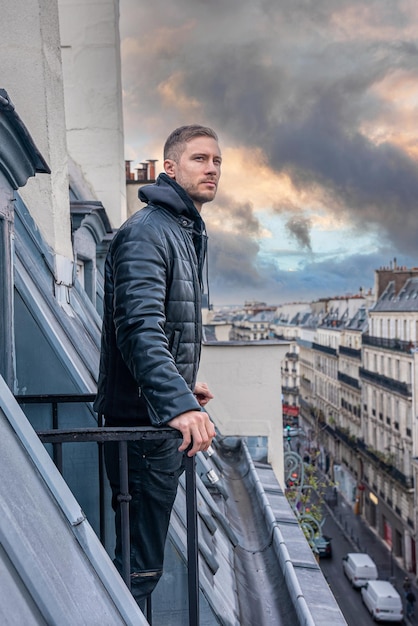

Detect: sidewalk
[324, 487, 417, 624]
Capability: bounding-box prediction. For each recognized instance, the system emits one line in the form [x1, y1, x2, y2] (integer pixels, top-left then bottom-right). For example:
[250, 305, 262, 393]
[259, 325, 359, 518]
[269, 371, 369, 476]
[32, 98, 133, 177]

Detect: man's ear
[164, 159, 176, 179]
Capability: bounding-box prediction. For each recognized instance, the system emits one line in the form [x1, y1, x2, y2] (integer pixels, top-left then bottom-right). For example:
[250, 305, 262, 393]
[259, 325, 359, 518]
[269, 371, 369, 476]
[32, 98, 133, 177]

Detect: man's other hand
[193, 381, 214, 407]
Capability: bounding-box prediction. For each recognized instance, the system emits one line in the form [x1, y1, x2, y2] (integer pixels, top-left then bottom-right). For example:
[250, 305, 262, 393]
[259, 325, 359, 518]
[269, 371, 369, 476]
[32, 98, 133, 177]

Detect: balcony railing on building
[339, 345, 361, 359]
[359, 367, 412, 397]
[282, 386, 299, 395]
[301, 403, 414, 492]
[356, 438, 413, 490]
[15, 393, 200, 626]
[337, 371, 361, 389]
[362, 334, 416, 355]
[312, 342, 337, 357]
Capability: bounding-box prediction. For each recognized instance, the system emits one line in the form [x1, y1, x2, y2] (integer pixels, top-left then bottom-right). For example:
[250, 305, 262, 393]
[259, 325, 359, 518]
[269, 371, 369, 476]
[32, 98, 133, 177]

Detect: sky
[119, 0, 418, 307]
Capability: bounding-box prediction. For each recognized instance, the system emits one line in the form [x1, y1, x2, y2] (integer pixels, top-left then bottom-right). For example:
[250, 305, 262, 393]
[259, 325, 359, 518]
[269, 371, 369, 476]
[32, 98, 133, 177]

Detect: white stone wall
[58, 0, 126, 228]
[0, 0, 72, 265]
[371, 311, 418, 344]
[198, 341, 288, 486]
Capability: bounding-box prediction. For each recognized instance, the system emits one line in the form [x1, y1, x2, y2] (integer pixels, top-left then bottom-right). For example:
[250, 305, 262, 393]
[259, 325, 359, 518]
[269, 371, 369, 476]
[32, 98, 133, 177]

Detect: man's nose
[206, 159, 218, 173]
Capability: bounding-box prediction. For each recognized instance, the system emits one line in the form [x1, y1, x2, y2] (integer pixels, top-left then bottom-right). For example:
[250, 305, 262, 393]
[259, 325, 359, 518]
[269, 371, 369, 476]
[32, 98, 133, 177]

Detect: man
[406, 589, 416, 618]
[94, 125, 221, 609]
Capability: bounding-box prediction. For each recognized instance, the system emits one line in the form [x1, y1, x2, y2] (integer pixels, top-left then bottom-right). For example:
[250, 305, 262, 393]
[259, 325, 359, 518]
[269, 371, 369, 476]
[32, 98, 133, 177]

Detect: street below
[320, 509, 379, 625]
[319, 491, 416, 624]
[285, 435, 416, 624]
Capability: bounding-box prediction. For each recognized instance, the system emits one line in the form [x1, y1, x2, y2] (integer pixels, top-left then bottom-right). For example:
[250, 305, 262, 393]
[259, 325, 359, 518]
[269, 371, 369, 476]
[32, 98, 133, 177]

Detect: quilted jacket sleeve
[111, 214, 201, 426]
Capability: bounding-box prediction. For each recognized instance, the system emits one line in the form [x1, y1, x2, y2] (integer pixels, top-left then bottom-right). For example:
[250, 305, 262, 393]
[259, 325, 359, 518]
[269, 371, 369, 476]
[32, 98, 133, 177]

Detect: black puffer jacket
[94, 173, 207, 426]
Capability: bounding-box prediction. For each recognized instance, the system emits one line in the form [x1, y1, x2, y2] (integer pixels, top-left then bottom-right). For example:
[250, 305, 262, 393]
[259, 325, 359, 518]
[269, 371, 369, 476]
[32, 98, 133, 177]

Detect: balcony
[337, 371, 360, 389]
[339, 345, 361, 360]
[334, 425, 358, 451]
[362, 334, 414, 354]
[359, 367, 412, 397]
[349, 438, 413, 491]
[282, 386, 299, 395]
[2, 350, 347, 625]
[312, 342, 337, 357]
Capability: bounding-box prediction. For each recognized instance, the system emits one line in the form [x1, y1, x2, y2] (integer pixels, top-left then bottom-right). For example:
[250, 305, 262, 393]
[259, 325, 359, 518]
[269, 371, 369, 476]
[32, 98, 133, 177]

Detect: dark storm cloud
[210, 247, 417, 307]
[263, 93, 418, 252]
[207, 228, 262, 291]
[202, 194, 265, 295]
[285, 216, 312, 251]
[205, 192, 262, 236]
[183, 41, 418, 255]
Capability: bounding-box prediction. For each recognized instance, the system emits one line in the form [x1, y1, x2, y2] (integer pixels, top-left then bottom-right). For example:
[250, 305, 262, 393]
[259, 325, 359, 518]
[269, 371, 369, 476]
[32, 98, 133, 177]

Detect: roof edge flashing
[0, 376, 147, 625]
[0, 89, 50, 189]
[240, 441, 320, 626]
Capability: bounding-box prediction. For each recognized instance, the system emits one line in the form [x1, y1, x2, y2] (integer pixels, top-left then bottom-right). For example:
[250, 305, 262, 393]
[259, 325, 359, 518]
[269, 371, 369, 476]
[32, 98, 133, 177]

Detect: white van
[361, 580, 403, 622]
[342, 552, 378, 588]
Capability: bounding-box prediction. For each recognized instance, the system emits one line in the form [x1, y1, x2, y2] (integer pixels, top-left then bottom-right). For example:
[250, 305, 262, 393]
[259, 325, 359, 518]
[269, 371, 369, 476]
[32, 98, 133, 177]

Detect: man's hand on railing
[168, 409, 216, 457]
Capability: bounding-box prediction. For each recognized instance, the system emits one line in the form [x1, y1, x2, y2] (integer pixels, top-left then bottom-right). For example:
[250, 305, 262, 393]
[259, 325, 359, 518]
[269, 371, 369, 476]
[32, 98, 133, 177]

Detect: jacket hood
[139, 173, 203, 225]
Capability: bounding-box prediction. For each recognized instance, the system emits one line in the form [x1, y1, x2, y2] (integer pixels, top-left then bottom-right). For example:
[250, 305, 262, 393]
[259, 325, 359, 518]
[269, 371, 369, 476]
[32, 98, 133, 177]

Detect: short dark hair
[164, 124, 218, 162]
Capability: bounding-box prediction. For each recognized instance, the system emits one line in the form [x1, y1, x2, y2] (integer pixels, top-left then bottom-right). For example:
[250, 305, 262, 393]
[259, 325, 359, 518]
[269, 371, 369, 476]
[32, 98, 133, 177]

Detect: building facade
[229, 274, 418, 575]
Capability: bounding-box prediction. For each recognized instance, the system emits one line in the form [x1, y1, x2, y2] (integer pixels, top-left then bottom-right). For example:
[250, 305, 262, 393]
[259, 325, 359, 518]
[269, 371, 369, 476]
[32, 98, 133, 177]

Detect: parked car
[313, 535, 332, 558]
[342, 552, 378, 588]
[361, 580, 403, 622]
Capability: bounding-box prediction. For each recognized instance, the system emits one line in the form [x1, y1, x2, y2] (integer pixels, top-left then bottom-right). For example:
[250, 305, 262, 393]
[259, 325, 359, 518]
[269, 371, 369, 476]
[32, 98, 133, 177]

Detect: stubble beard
[183, 181, 217, 208]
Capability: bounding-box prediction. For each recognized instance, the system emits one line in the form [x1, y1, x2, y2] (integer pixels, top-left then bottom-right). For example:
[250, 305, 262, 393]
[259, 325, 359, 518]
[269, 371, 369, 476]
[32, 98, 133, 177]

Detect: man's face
[164, 136, 222, 212]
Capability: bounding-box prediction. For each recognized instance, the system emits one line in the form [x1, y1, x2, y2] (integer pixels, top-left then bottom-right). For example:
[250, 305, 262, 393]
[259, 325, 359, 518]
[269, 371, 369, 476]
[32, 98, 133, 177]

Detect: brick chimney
[147, 159, 158, 181]
[125, 160, 134, 180]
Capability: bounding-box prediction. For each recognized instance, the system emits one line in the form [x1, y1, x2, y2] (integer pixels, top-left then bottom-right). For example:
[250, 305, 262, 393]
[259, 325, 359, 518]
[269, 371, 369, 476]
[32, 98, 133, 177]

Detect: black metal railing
[15, 393, 200, 626]
[359, 367, 412, 397]
[362, 334, 414, 354]
[282, 386, 299, 394]
[337, 371, 361, 389]
[339, 345, 361, 360]
[312, 342, 337, 356]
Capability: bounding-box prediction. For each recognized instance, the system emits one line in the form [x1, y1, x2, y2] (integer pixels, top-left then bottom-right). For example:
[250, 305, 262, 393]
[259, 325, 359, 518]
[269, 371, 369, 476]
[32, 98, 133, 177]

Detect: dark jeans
[105, 438, 184, 609]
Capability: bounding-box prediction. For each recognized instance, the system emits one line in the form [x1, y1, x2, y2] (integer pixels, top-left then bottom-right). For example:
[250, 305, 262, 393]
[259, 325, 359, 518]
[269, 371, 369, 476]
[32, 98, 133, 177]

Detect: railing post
[185, 454, 199, 626]
[117, 440, 131, 589]
[52, 401, 63, 472]
[98, 413, 106, 544]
